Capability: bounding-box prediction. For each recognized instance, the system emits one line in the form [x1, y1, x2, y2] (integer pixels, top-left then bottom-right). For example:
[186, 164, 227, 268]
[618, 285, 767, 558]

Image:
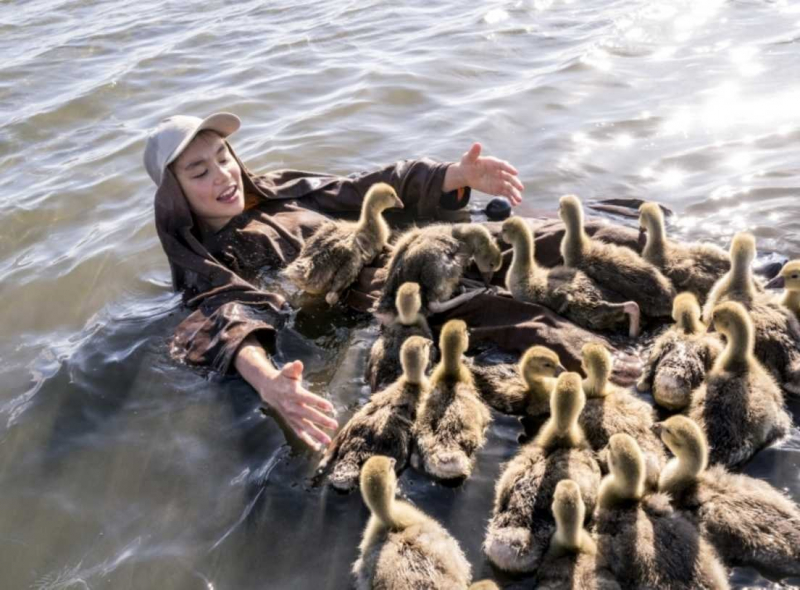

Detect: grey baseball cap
[144, 113, 241, 186]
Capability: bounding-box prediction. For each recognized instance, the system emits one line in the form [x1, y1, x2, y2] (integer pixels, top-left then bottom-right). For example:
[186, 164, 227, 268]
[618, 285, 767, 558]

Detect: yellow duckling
[353, 456, 472, 589]
[412, 320, 491, 481]
[779, 259, 800, 322]
[637, 292, 724, 411]
[595, 434, 730, 590]
[483, 372, 601, 573]
[502, 216, 641, 337]
[559, 195, 676, 319]
[688, 301, 791, 467]
[657, 415, 800, 578]
[285, 183, 403, 305]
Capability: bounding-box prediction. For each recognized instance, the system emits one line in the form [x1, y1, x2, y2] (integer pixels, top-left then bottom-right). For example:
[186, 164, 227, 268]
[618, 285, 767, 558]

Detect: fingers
[281, 359, 304, 381]
[502, 169, 525, 192]
[300, 419, 333, 447]
[296, 427, 326, 452]
[293, 401, 339, 431]
[503, 181, 523, 206]
[295, 388, 336, 414]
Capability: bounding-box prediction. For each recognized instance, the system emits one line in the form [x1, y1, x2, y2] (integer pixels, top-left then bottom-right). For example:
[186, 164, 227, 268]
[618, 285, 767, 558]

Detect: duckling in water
[285, 182, 403, 305]
[353, 456, 472, 590]
[688, 301, 791, 468]
[559, 195, 676, 319]
[534, 480, 621, 590]
[484, 372, 602, 573]
[374, 223, 503, 321]
[637, 292, 724, 411]
[595, 434, 730, 590]
[579, 343, 666, 490]
[502, 216, 641, 338]
[779, 259, 800, 322]
[702, 232, 800, 392]
[638, 202, 729, 304]
[470, 345, 566, 417]
[412, 320, 492, 481]
[656, 415, 800, 578]
[365, 282, 436, 392]
[317, 336, 432, 491]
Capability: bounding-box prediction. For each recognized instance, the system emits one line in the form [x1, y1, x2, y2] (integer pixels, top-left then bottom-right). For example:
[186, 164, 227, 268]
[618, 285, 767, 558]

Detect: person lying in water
[144, 112, 524, 451]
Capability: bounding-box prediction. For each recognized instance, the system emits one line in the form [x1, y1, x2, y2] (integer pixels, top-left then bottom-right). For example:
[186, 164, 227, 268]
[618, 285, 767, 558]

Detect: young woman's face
[173, 132, 245, 232]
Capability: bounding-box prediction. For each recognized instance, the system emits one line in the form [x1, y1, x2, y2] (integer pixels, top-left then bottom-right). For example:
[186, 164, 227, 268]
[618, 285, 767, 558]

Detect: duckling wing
[469, 362, 530, 415]
[749, 298, 800, 390]
[284, 221, 356, 293]
[366, 322, 435, 392]
[666, 242, 730, 302]
[536, 552, 622, 590]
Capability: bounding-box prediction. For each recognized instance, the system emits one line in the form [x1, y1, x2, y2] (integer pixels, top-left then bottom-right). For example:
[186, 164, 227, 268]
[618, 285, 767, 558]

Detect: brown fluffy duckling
[412, 320, 492, 481]
[558, 195, 676, 319]
[353, 456, 472, 589]
[374, 223, 503, 320]
[502, 216, 641, 337]
[579, 343, 666, 490]
[637, 292, 724, 411]
[534, 480, 621, 590]
[365, 282, 436, 392]
[779, 259, 800, 322]
[656, 415, 800, 578]
[483, 373, 602, 573]
[639, 202, 730, 304]
[317, 336, 432, 491]
[702, 232, 800, 392]
[594, 434, 730, 590]
[688, 301, 791, 468]
[470, 345, 566, 416]
[285, 183, 403, 305]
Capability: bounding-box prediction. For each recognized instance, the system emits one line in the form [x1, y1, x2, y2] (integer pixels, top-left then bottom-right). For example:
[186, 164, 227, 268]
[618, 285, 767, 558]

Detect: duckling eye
[792, 274, 799, 279]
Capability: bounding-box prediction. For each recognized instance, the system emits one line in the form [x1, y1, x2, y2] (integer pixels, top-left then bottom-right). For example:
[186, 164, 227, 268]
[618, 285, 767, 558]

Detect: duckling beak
[706, 320, 716, 334]
[393, 196, 405, 210]
[766, 275, 785, 289]
[638, 226, 647, 248]
[556, 364, 567, 375]
[481, 270, 494, 287]
[651, 422, 663, 437]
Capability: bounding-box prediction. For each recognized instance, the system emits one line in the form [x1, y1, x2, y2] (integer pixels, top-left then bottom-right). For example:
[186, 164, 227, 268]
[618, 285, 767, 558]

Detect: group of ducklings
[291, 186, 800, 589]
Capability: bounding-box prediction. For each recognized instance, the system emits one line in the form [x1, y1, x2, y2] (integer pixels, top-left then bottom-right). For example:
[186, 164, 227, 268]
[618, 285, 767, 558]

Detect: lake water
[1, 0, 799, 588]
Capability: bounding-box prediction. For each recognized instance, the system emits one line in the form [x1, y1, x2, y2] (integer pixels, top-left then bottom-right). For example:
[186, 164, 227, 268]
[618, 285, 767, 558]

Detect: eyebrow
[184, 144, 227, 171]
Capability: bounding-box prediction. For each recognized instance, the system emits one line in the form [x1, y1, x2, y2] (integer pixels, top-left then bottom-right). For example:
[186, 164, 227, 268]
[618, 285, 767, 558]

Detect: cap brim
[166, 112, 241, 168]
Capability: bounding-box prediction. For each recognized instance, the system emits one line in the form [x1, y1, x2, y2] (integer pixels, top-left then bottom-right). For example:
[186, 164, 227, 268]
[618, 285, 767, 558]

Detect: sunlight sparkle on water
[615, 134, 633, 147]
[659, 168, 685, 187]
[484, 9, 509, 24]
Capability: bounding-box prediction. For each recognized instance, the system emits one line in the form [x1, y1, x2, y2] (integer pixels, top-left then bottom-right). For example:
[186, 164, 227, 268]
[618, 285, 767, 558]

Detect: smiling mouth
[217, 185, 239, 203]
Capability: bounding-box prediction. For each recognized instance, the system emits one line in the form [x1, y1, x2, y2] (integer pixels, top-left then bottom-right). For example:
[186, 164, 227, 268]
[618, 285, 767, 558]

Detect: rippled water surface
[2, 0, 800, 588]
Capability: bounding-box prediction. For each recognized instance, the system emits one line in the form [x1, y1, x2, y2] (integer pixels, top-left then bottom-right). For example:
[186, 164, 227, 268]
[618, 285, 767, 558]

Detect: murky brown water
[1, 0, 799, 588]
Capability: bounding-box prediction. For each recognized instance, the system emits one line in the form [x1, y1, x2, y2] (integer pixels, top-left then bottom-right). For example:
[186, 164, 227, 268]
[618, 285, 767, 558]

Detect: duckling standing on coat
[558, 195, 676, 319]
[638, 202, 730, 304]
[595, 434, 730, 590]
[484, 372, 602, 573]
[375, 223, 503, 321]
[779, 259, 800, 322]
[579, 343, 667, 489]
[412, 320, 492, 481]
[352, 456, 472, 590]
[656, 415, 800, 578]
[285, 182, 403, 305]
[702, 232, 800, 392]
[317, 336, 432, 491]
[534, 480, 621, 590]
[365, 282, 436, 392]
[637, 292, 724, 411]
[688, 301, 791, 468]
[470, 345, 566, 416]
[502, 216, 641, 337]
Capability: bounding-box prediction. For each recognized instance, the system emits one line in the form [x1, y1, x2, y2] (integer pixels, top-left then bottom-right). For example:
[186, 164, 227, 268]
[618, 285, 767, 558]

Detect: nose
[651, 422, 663, 436]
[555, 364, 566, 375]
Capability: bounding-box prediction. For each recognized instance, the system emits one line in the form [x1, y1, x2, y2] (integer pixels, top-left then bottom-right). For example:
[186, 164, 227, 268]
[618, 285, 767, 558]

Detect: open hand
[454, 142, 524, 205]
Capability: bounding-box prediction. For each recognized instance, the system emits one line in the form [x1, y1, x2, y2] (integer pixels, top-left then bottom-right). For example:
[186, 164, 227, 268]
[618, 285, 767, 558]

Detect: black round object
[485, 197, 511, 220]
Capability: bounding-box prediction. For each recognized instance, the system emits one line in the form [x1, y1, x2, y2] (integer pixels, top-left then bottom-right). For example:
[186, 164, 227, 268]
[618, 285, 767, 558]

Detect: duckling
[639, 202, 730, 304]
[365, 282, 436, 392]
[375, 223, 503, 320]
[688, 301, 791, 468]
[353, 455, 472, 590]
[558, 194, 676, 319]
[702, 232, 800, 391]
[484, 372, 602, 573]
[534, 480, 621, 590]
[779, 259, 800, 322]
[412, 320, 492, 481]
[317, 336, 432, 491]
[470, 345, 566, 416]
[579, 343, 666, 489]
[285, 182, 403, 305]
[637, 292, 724, 411]
[502, 216, 641, 338]
[656, 415, 800, 578]
[468, 582, 499, 590]
[595, 434, 730, 590]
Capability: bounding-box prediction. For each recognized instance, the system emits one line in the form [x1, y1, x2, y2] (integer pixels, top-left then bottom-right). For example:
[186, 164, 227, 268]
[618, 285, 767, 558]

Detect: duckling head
[400, 335, 431, 385]
[558, 194, 584, 229]
[455, 224, 503, 282]
[603, 433, 646, 504]
[360, 455, 399, 527]
[520, 346, 566, 384]
[710, 301, 753, 362]
[781, 260, 800, 292]
[363, 182, 404, 214]
[552, 479, 588, 553]
[439, 319, 469, 375]
[395, 282, 422, 325]
[672, 292, 703, 334]
[501, 216, 531, 247]
[638, 202, 664, 235]
[654, 415, 708, 475]
[729, 232, 756, 270]
[551, 372, 586, 432]
[581, 342, 612, 398]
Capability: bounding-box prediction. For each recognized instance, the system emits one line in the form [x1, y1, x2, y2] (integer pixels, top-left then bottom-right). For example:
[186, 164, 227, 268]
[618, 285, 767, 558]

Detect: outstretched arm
[235, 336, 338, 451]
[443, 142, 524, 206]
